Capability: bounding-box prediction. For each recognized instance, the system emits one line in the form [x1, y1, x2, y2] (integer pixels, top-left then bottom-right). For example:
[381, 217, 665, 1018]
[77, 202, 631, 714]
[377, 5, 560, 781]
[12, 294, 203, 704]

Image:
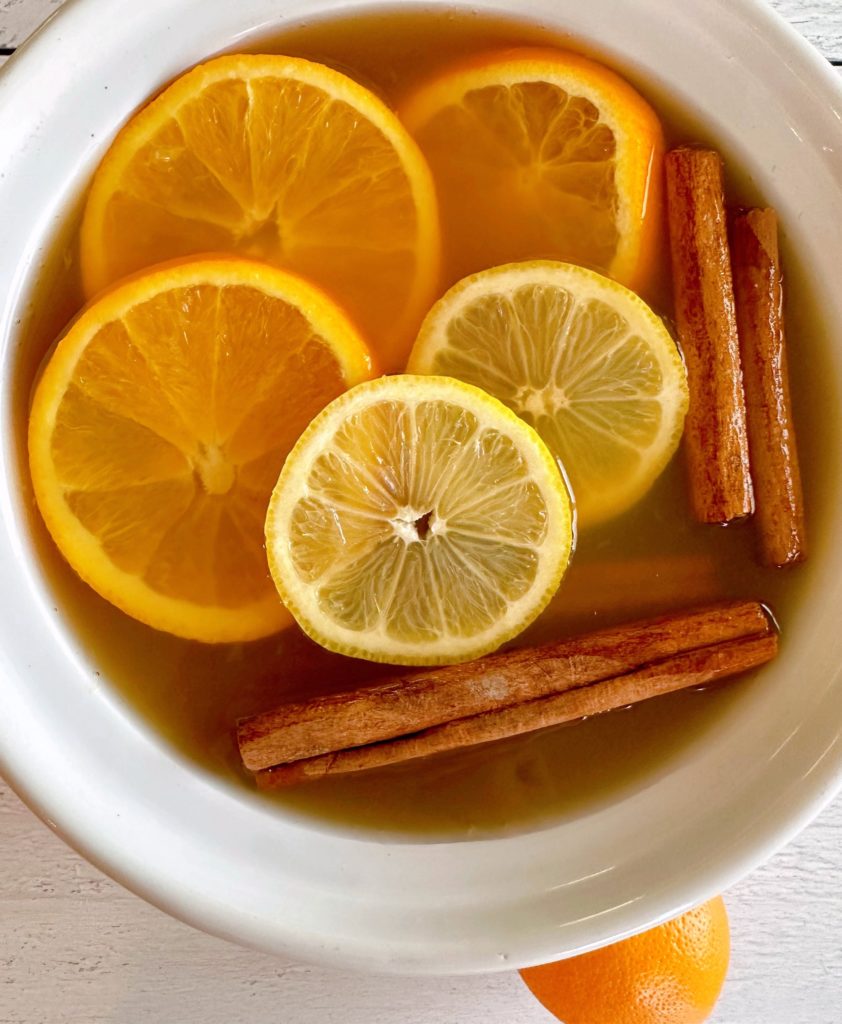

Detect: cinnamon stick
[665, 147, 754, 524]
[238, 599, 769, 771]
[255, 631, 777, 789]
[731, 208, 806, 567]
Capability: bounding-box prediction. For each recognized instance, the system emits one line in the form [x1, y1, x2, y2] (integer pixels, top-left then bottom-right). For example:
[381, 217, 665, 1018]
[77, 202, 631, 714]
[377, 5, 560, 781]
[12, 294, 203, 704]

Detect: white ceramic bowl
[2, 0, 842, 975]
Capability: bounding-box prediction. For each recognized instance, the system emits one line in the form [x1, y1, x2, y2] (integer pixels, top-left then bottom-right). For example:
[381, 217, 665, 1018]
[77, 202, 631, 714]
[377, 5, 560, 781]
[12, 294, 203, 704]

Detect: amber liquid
[15, 8, 836, 838]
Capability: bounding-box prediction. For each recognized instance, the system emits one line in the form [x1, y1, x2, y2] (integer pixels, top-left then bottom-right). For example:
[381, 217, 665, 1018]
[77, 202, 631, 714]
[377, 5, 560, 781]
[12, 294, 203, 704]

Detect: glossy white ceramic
[1, 0, 841, 974]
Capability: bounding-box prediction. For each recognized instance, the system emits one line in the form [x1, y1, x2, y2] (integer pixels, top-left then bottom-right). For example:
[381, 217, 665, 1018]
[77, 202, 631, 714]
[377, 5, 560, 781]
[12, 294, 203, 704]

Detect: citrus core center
[194, 444, 236, 496]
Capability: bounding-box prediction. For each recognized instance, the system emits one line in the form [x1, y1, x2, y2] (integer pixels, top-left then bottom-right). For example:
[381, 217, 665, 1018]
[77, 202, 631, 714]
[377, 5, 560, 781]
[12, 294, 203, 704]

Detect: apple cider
[16, 6, 828, 837]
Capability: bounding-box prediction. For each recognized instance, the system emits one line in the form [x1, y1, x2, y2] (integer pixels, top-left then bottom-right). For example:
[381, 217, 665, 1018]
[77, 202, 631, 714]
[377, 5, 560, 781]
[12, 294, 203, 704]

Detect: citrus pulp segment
[80, 54, 441, 371]
[28, 257, 374, 643]
[407, 261, 688, 526]
[399, 47, 664, 292]
[265, 375, 574, 665]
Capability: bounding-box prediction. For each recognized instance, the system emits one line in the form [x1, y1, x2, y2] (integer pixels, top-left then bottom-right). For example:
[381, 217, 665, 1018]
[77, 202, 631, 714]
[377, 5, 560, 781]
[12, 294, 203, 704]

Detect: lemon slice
[29, 256, 374, 643]
[265, 375, 574, 665]
[407, 261, 688, 525]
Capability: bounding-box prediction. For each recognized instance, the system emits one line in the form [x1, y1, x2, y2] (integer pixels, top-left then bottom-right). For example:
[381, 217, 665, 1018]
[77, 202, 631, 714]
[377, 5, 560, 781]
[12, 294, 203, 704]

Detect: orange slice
[80, 54, 440, 372]
[29, 256, 374, 643]
[399, 47, 664, 292]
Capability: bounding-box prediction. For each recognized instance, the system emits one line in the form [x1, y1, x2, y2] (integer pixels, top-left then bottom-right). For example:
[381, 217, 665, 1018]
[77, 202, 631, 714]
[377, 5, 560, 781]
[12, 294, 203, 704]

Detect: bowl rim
[2, 0, 842, 975]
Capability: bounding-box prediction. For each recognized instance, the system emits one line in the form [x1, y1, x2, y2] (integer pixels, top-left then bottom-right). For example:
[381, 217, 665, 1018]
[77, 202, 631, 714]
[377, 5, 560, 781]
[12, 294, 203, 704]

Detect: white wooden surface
[2, 1, 842, 1021]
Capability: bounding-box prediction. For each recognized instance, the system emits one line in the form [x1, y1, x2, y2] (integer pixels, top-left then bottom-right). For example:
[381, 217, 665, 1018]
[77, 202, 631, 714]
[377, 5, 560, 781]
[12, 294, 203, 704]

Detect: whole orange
[519, 897, 730, 1024]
